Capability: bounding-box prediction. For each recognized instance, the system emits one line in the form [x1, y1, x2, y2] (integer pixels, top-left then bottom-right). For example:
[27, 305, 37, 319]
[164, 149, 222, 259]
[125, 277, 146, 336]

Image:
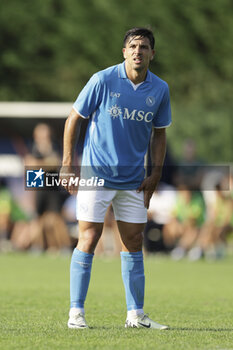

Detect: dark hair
[123, 27, 155, 49]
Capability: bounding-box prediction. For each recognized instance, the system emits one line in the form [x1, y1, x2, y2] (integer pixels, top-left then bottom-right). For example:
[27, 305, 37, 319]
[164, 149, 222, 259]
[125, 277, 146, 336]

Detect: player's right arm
[60, 108, 83, 194]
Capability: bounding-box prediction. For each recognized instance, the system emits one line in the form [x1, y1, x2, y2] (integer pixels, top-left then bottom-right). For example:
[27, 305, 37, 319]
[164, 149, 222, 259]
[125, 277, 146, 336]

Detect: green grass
[0, 253, 233, 350]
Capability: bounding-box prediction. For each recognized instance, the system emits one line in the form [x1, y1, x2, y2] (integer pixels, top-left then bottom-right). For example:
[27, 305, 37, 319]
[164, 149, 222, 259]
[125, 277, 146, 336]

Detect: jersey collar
[118, 61, 152, 83]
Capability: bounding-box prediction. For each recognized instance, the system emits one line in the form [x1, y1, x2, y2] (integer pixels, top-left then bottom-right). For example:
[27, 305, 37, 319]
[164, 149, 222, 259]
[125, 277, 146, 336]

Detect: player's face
[122, 36, 154, 72]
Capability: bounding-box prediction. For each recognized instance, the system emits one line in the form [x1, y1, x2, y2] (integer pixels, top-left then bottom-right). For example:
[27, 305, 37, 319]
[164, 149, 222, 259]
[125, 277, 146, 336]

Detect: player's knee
[124, 232, 143, 252]
[77, 228, 102, 253]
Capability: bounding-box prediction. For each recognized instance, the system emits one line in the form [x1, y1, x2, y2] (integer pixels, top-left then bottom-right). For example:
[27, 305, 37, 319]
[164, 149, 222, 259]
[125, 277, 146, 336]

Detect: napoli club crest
[146, 96, 155, 107]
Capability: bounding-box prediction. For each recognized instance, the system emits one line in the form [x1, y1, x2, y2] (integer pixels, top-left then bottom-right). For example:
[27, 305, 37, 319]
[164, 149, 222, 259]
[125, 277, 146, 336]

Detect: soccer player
[60, 27, 172, 329]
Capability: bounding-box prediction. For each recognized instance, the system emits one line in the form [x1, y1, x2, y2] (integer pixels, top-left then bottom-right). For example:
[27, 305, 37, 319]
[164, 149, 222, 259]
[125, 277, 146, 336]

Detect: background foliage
[0, 0, 232, 162]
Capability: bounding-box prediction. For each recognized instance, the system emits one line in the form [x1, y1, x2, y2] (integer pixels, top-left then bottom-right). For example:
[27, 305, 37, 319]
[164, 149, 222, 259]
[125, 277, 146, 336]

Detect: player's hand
[137, 173, 161, 209]
[59, 165, 78, 195]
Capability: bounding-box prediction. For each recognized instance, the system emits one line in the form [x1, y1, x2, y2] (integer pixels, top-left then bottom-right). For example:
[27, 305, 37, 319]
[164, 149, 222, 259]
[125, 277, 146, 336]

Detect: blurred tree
[0, 0, 232, 162]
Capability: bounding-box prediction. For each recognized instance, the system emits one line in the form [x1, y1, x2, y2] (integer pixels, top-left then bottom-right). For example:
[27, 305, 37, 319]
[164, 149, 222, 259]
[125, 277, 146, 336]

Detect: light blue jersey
[73, 62, 172, 189]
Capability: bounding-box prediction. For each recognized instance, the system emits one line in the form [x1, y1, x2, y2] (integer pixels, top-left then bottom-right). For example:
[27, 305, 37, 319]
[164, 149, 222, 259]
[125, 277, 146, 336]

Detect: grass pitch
[0, 252, 233, 350]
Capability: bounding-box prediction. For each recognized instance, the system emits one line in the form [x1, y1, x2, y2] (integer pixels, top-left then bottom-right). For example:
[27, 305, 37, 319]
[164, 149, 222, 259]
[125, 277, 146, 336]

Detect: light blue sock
[70, 248, 94, 308]
[121, 251, 145, 311]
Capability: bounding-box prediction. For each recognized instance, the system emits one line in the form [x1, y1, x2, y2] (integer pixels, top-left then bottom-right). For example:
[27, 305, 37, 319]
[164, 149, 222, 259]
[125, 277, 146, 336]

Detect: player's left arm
[137, 128, 167, 209]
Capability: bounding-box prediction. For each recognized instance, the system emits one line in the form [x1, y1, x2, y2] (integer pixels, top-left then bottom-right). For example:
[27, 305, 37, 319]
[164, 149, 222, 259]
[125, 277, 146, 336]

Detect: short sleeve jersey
[73, 62, 172, 189]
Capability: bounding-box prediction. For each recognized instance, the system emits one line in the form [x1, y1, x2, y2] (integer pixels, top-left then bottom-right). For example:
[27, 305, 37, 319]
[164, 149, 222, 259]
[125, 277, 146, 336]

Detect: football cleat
[125, 313, 169, 330]
[68, 310, 88, 329]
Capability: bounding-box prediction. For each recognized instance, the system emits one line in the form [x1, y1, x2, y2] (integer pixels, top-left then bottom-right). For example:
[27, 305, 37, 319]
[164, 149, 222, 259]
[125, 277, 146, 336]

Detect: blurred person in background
[163, 184, 206, 260]
[189, 175, 233, 260]
[144, 182, 177, 253]
[174, 138, 205, 190]
[0, 179, 29, 252]
[13, 123, 71, 252]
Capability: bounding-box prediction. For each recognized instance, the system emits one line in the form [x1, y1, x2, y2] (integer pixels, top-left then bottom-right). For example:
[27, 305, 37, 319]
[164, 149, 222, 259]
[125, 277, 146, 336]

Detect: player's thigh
[112, 189, 147, 224]
[112, 190, 147, 251]
[76, 187, 116, 223]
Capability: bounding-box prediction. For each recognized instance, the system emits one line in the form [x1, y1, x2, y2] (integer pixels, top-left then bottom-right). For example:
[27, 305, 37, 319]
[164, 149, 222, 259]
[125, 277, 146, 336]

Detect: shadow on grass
[87, 326, 123, 330]
[170, 327, 233, 332]
[73, 326, 233, 332]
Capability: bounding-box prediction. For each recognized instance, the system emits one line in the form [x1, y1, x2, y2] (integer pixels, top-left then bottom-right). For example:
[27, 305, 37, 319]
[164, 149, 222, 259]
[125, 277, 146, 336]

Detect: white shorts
[76, 188, 147, 223]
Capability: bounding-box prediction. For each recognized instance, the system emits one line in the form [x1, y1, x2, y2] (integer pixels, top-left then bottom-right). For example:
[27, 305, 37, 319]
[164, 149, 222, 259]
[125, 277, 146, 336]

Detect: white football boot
[68, 309, 88, 329]
[125, 314, 169, 330]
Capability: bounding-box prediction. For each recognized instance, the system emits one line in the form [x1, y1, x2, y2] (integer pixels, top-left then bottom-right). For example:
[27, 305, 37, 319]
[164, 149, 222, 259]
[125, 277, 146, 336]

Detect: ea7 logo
[123, 108, 154, 123]
[110, 92, 121, 98]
